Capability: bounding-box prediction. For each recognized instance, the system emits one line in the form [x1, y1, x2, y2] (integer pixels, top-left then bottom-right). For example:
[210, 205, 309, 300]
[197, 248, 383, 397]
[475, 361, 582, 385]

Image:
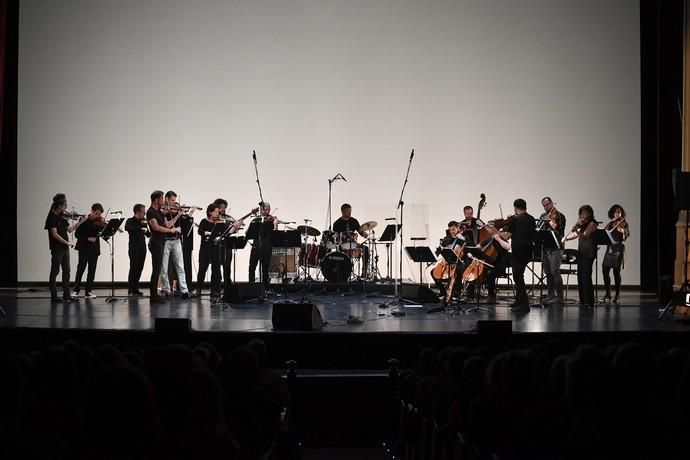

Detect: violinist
[197, 203, 225, 301]
[147, 190, 181, 304]
[212, 198, 245, 301]
[459, 205, 479, 245]
[125, 204, 150, 296]
[538, 197, 567, 304]
[73, 203, 105, 299]
[44, 193, 84, 302]
[601, 204, 630, 305]
[160, 191, 192, 299]
[248, 201, 278, 290]
[564, 205, 598, 307]
[497, 199, 535, 312]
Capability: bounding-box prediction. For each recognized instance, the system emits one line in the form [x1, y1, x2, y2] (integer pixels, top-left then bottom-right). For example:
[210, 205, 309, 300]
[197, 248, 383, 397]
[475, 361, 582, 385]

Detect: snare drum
[299, 243, 327, 268]
[339, 231, 358, 250]
[320, 230, 339, 250]
[320, 252, 352, 283]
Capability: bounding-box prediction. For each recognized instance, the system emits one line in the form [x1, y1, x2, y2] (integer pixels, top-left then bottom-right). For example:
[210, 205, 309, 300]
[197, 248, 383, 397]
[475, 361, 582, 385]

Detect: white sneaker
[72, 291, 82, 298]
[85, 292, 97, 299]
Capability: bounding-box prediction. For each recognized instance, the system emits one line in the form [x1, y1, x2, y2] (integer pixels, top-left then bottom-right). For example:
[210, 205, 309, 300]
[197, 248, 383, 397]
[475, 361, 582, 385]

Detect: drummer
[332, 203, 371, 277]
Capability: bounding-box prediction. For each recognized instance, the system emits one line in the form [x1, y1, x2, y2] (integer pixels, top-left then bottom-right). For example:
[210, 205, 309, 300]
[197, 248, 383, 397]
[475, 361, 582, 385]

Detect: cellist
[431, 221, 465, 300]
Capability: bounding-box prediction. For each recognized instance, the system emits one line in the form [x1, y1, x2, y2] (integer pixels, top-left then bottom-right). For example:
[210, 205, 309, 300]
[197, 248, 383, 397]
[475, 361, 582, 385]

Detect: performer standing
[147, 190, 180, 304]
[601, 204, 630, 305]
[160, 191, 191, 298]
[125, 204, 149, 296]
[538, 197, 567, 304]
[73, 203, 105, 298]
[564, 205, 598, 307]
[248, 202, 277, 290]
[332, 203, 371, 277]
[179, 208, 195, 294]
[197, 203, 225, 301]
[498, 199, 535, 312]
[44, 194, 84, 302]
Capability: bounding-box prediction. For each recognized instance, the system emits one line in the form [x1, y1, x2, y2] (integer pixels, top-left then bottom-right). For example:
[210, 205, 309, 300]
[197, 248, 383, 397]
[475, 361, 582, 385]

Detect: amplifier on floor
[476, 320, 512, 336]
[224, 283, 264, 303]
[272, 302, 324, 331]
[155, 317, 191, 334]
[401, 283, 440, 303]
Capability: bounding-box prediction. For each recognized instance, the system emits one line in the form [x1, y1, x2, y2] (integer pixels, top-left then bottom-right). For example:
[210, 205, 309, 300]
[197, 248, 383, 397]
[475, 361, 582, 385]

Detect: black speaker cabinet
[401, 283, 440, 303]
[155, 317, 191, 334]
[476, 320, 512, 336]
[272, 302, 324, 331]
[224, 283, 264, 303]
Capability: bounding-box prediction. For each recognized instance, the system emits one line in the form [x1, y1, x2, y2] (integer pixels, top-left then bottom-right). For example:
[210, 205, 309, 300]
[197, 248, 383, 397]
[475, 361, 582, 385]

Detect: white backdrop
[18, 0, 641, 284]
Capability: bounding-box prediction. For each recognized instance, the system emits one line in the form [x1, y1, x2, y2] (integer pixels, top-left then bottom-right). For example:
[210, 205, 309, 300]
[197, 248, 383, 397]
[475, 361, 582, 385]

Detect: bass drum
[320, 252, 352, 283]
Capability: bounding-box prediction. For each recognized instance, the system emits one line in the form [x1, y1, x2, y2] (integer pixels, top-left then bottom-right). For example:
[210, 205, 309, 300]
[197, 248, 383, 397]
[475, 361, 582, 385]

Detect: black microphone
[252, 150, 256, 161]
[340, 174, 347, 182]
[410, 149, 414, 160]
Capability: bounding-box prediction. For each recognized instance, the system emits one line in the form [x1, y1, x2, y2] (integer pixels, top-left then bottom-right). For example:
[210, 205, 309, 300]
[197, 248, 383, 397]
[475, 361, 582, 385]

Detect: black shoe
[135, 291, 145, 296]
[62, 297, 77, 303]
[150, 296, 167, 304]
[51, 296, 61, 303]
[181, 292, 191, 299]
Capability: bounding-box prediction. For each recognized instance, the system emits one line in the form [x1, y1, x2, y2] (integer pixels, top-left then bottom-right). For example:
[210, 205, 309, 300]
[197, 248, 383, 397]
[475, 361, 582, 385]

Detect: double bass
[461, 213, 511, 285]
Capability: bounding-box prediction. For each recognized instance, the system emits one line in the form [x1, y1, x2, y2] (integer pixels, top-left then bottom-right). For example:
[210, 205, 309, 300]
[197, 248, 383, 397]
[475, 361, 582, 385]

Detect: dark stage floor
[0, 285, 686, 335]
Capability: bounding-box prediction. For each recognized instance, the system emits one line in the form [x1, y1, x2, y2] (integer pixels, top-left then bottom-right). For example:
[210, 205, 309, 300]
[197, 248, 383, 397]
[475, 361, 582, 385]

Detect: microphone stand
[327, 173, 346, 231]
[386, 149, 416, 314]
[252, 151, 267, 301]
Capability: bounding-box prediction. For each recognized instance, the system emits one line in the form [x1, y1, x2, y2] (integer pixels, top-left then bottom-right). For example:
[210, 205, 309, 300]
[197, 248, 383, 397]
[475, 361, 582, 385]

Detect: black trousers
[249, 240, 272, 288]
[602, 266, 621, 297]
[49, 248, 71, 299]
[128, 245, 146, 292]
[511, 252, 530, 306]
[222, 249, 234, 300]
[148, 239, 165, 298]
[577, 254, 595, 306]
[197, 243, 222, 295]
[74, 251, 98, 294]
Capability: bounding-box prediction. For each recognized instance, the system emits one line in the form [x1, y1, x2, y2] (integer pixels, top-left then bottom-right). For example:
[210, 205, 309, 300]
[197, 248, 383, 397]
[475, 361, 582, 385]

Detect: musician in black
[459, 205, 479, 246]
[213, 198, 245, 300]
[248, 202, 277, 290]
[498, 199, 535, 312]
[44, 194, 84, 302]
[73, 203, 105, 298]
[147, 190, 181, 304]
[332, 203, 371, 277]
[538, 197, 567, 304]
[431, 221, 465, 299]
[197, 203, 225, 301]
[125, 204, 149, 296]
[179, 211, 195, 294]
[601, 204, 630, 305]
[564, 205, 598, 307]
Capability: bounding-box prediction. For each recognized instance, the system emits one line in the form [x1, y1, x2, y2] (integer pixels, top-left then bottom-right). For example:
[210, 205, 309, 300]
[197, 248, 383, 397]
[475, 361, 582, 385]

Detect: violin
[606, 217, 630, 240]
[90, 213, 107, 230]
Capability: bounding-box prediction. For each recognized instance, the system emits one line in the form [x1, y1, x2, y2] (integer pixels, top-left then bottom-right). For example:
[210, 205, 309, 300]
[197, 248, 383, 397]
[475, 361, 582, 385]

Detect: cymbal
[359, 221, 378, 232]
[297, 225, 321, 237]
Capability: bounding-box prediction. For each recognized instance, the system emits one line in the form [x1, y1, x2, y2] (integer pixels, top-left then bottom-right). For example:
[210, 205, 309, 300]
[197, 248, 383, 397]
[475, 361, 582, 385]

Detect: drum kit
[297, 220, 379, 283]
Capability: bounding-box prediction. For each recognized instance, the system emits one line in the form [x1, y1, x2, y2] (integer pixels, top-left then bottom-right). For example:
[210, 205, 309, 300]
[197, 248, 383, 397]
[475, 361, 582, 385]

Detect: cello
[462, 215, 512, 285]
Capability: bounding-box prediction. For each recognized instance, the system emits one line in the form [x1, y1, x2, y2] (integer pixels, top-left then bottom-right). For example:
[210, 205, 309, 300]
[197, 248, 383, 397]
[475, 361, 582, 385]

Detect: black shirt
[198, 218, 228, 246]
[146, 207, 167, 241]
[538, 212, 567, 250]
[44, 212, 69, 251]
[333, 217, 361, 234]
[459, 218, 478, 245]
[75, 218, 101, 256]
[507, 212, 535, 258]
[125, 217, 149, 250]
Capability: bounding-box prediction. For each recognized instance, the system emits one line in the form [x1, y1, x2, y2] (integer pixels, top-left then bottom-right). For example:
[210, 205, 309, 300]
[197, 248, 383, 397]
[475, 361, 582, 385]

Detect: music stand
[100, 218, 125, 303]
[405, 246, 437, 285]
[592, 229, 614, 305]
[379, 224, 401, 281]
